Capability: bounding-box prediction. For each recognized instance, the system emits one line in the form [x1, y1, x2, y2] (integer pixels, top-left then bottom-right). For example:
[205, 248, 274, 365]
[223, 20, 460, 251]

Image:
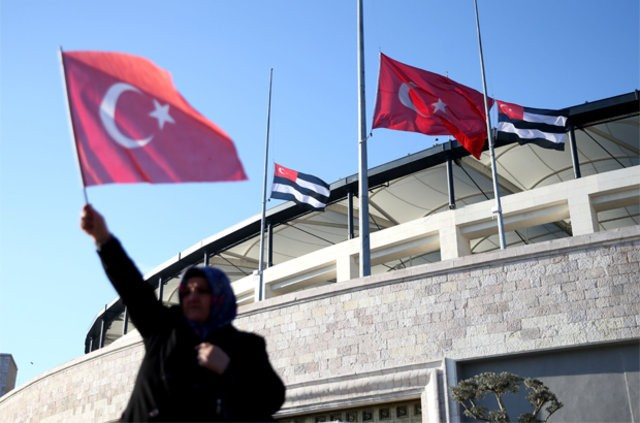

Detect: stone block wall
[234, 227, 640, 416]
[0, 226, 638, 422]
[0, 335, 143, 423]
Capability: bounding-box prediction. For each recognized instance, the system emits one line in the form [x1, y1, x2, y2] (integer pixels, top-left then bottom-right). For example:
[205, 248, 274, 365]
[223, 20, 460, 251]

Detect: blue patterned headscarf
[179, 266, 237, 338]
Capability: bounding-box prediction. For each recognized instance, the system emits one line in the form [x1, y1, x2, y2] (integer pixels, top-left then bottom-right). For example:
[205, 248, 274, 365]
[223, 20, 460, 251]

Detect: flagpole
[473, 0, 507, 250]
[58, 47, 89, 205]
[357, 0, 371, 277]
[258, 68, 274, 301]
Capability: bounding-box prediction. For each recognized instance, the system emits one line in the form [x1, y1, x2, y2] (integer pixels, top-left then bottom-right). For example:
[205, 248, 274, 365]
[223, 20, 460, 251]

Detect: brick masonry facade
[1, 226, 638, 422]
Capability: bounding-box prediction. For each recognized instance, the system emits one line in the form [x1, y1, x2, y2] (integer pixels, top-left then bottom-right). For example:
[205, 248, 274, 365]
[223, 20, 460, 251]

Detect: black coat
[98, 237, 286, 422]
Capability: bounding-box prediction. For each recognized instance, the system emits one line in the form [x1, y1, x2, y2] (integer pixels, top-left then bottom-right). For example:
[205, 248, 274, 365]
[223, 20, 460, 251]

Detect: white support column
[336, 254, 358, 282]
[439, 211, 471, 260]
[252, 271, 262, 303]
[568, 193, 598, 236]
[421, 368, 442, 423]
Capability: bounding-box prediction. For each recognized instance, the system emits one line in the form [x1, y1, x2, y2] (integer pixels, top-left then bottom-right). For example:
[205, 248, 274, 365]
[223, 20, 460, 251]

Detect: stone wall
[0, 335, 143, 423]
[237, 226, 640, 416]
[1, 226, 638, 422]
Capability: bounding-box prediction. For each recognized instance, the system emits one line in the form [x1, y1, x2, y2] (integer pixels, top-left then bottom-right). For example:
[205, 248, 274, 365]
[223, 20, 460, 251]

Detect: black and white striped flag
[497, 100, 568, 150]
[271, 163, 330, 210]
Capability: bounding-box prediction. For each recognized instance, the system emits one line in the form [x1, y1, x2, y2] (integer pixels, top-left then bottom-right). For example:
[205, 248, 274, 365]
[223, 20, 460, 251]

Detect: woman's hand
[80, 204, 112, 245]
[195, 342, 230, 374]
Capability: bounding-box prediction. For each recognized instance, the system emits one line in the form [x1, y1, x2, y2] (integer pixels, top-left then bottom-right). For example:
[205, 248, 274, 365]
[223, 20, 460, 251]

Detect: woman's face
[180, 277, 211, 323]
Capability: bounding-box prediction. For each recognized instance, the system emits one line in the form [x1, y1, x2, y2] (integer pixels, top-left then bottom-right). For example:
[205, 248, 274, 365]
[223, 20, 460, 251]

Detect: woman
[81, 204, 285, 421]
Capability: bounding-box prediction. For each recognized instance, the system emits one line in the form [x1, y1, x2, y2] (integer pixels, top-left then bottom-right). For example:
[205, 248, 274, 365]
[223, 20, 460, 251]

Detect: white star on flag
[149, 99, 175, 129]
[432, 98, 447, 113]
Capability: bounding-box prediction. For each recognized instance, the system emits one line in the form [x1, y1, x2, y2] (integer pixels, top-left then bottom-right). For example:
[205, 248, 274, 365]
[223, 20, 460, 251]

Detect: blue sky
[1, 0, 638, 388]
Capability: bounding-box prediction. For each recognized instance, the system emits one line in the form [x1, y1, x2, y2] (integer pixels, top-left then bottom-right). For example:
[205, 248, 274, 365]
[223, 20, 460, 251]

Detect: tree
[450, 372, 563, 423]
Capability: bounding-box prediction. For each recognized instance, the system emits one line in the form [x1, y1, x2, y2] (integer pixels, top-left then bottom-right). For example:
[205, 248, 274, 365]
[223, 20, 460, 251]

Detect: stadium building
[0, 91, 638, 422]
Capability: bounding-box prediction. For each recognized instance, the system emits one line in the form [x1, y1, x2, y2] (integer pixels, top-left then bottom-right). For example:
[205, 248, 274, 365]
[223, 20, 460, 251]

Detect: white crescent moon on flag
[99, 82, 153, 149]
[398, 82, 427, 118]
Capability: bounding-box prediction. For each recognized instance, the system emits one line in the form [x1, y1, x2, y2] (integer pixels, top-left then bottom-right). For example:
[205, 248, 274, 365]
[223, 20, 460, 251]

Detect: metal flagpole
[357, 0, 371, 276]
[568, 125, 581, 179]
[473, 0, 506, 250]
[59, 47, 90, 205]
[258, 68, 274, 301]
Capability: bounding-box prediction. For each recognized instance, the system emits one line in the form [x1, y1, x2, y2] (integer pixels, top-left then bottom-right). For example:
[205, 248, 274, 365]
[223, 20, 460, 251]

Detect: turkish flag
[372, 53, 492, 159]
[61, 51, 247, 186]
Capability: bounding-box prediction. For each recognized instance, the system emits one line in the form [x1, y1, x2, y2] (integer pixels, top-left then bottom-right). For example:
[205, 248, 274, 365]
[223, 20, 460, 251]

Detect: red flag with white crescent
[373, 53, 492, 159]
[61, 51, 247, 186]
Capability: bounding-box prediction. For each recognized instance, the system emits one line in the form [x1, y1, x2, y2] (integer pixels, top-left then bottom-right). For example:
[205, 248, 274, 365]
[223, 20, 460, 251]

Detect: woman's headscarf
[179, 266, 237, 338]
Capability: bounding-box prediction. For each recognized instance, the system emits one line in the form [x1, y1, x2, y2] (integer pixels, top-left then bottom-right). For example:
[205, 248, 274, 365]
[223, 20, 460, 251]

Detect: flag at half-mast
[372, 53, 492, 159]
[496, 100, 568, 150]
[61, 50, 247, 186]
[271, 163, 330, 211]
